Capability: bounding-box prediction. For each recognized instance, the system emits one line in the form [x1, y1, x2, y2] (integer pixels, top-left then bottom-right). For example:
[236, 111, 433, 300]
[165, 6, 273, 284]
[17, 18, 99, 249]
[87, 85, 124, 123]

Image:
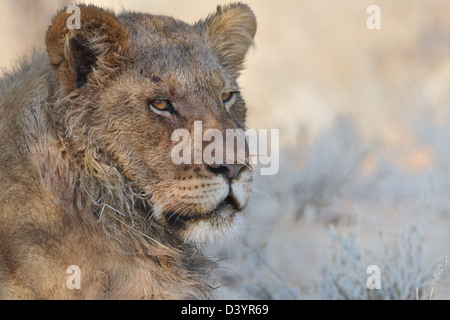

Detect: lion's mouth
[219, 195, 238, 209]
[164, 196, 237, 229]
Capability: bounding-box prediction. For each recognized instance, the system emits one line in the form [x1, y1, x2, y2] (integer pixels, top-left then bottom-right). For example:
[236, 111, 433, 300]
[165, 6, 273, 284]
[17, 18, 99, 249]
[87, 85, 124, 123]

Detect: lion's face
[46, 5, 257, 243]
[95, 16, 254, 243]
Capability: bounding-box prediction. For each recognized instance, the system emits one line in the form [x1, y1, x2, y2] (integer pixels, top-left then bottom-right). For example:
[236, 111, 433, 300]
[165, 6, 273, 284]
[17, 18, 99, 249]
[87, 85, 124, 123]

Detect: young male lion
[0, 3, 256, 299]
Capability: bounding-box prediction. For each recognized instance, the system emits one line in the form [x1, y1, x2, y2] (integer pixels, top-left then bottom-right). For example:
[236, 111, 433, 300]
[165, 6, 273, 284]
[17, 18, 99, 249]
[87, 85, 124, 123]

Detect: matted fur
[0, 4, 256, 299]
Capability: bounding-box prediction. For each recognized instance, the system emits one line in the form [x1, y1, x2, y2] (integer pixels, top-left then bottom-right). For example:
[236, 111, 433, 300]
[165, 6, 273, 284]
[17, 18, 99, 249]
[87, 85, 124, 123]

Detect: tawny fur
[0, 4, 256, 299]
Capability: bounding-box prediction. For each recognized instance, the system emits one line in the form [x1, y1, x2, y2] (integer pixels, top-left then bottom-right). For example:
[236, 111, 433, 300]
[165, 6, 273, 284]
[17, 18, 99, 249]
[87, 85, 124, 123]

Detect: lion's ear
[46, 5, 130, 94]
[195, 3, 257, 77]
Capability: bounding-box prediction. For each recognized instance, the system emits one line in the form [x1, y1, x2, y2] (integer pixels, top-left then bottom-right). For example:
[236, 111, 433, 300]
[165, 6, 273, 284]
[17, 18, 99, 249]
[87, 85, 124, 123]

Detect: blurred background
[2, 0, 450, 299]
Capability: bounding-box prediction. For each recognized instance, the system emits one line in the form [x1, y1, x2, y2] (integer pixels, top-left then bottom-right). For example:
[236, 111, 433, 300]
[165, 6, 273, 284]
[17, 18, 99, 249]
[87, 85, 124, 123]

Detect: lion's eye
[150, 100, 172, 112]
[221, 92, 234, 104]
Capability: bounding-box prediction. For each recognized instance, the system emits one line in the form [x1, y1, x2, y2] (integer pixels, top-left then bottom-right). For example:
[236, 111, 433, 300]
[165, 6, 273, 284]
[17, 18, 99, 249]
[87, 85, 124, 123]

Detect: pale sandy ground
[1, 0, 450, 299]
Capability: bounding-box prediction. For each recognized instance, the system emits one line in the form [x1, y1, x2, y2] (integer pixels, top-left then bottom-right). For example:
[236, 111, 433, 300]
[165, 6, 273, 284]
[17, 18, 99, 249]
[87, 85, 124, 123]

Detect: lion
[0, 3, 256, 299]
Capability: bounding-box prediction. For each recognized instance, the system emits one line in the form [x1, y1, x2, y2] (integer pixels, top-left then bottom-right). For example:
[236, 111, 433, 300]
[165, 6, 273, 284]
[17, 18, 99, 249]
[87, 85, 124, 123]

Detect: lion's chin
[165, 201, 245, 245]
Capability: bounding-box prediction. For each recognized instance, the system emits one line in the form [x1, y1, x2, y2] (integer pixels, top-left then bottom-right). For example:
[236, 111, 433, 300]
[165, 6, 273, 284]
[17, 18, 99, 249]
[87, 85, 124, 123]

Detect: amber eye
[221, 92, 234, 104]
[150, 100, 171, 111]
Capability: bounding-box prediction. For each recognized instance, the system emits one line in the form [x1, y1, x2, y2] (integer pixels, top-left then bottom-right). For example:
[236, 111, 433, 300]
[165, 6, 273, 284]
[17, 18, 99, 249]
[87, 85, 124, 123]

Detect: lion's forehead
[121, 13, 232, 87]
[120, 13, 219, 70]
[116, 12, 234, 97]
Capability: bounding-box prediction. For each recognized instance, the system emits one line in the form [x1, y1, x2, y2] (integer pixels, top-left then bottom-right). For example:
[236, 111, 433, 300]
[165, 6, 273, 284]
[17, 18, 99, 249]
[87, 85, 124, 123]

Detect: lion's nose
[206, 163, 245, 181]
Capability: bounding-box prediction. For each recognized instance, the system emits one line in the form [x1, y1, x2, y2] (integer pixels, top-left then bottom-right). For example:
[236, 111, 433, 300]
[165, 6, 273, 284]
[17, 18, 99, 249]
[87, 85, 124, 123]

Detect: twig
[81, 185, 125, 218]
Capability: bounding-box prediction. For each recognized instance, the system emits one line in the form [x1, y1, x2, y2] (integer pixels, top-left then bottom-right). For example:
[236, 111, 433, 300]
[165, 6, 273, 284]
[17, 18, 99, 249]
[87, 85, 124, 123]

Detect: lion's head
[46, 4, 256, 244]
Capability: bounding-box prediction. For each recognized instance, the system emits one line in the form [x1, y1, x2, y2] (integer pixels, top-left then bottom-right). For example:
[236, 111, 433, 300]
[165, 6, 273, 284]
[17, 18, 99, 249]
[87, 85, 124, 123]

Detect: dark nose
[206, 163, 245, 181]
